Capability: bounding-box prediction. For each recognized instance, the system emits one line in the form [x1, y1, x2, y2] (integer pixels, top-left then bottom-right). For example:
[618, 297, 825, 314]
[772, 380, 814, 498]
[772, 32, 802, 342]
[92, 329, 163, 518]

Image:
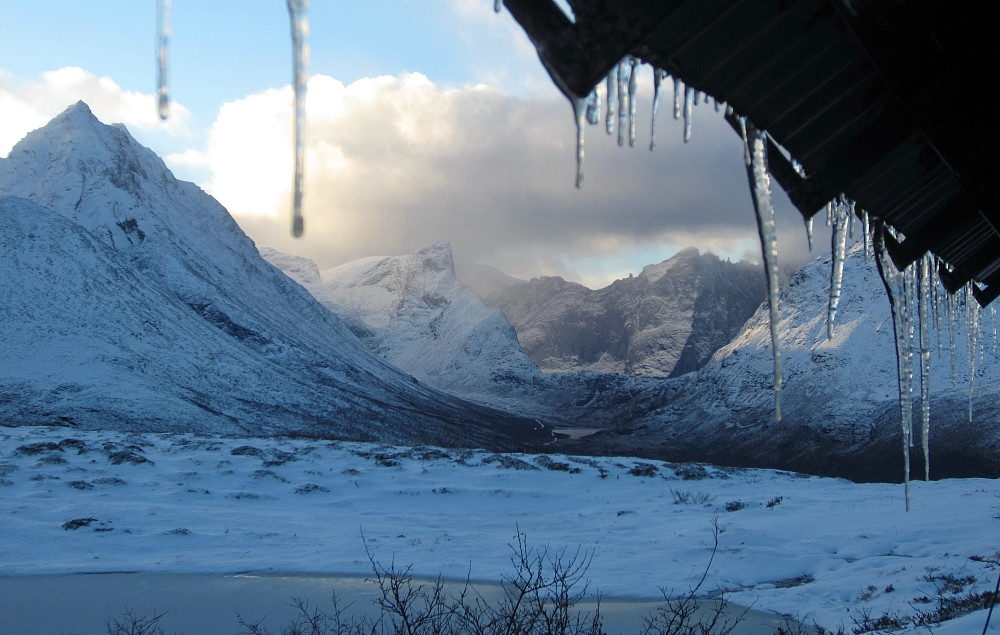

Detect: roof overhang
[503, 0, 1000, 304]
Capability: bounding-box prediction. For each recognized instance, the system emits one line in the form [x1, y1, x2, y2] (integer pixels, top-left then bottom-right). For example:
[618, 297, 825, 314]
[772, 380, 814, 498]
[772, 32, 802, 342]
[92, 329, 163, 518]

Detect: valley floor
[1, 425, 997, 634]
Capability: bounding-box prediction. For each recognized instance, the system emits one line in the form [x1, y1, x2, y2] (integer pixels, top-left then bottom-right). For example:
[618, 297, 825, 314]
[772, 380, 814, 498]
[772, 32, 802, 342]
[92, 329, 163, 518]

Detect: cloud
[0, 66, 193, 157]
[202, 70, 817, 287]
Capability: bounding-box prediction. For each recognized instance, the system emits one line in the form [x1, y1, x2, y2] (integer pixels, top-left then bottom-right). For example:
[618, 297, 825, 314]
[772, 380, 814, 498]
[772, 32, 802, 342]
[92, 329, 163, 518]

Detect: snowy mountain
[585, 243, 1000, 480]
[473, 248, 767, 377]
[263, 243, 668, 428]
[0, 102, 546, 449]
[265, 242, 542, 397]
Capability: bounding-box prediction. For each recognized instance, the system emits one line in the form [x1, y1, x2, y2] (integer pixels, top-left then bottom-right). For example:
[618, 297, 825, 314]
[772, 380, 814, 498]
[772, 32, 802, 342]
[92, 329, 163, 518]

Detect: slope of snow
[0, 102, 545, 450]
[1, 425, 998, 635]
[592, 243, 1000, 480]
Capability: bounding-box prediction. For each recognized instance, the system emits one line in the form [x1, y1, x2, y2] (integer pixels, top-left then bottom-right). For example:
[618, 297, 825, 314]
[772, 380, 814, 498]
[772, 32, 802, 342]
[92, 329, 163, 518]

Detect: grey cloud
[236, 79, 827, 286]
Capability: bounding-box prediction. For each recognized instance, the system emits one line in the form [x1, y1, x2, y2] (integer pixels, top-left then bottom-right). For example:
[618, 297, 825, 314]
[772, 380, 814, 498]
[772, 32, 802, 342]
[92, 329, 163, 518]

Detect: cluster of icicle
[569, 57, 713, 188]
[153, 0, 310, 238]
[743, 139, 997, 511]
[558, 54, 997, 509]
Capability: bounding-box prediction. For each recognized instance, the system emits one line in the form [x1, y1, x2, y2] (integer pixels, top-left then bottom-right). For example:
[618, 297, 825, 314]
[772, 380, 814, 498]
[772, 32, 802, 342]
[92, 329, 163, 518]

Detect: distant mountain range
[2, 102, 996, 480]
[464, 248, 767, 377]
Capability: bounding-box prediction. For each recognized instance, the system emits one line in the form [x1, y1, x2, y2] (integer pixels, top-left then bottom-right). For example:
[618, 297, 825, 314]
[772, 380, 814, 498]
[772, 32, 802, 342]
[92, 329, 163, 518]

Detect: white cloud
[0, 66, 193, 157]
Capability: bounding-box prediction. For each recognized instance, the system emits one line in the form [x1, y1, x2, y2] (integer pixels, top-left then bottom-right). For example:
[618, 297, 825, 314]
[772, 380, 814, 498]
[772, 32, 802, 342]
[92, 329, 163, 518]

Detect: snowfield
[1, 425, 997, 634]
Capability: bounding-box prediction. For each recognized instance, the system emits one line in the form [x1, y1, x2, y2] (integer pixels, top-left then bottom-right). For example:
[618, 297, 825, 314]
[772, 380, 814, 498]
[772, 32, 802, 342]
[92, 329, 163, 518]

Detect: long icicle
[627, 57, 638, 147]
[862, 210, 871, 261]
[918, 254, 932, 480]
[744, 123, 782, 421]
[650, 69, 666, 150]
[827, 198, 849, 339]
[683, 85, 694, 142]
[156, 0, 171, 120]
[967, 284, 980, 422]
[572, 96, 587, 188]
[605, 71, 616, 135]
[617, 60, 628, 147]
[673, 77, 683, 120]
[874, 226, 912, 511]
[948, 289, 959, 390]
[287, 0, 309, 237]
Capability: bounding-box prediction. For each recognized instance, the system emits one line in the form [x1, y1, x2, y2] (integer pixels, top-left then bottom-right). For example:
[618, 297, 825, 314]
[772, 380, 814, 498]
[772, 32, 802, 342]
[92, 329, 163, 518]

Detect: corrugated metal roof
[503, 0, 1000, 305]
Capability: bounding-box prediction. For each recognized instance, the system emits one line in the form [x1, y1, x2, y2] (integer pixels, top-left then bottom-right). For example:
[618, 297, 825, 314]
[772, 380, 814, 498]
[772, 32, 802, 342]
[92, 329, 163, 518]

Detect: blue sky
[0, 0, 819, 287]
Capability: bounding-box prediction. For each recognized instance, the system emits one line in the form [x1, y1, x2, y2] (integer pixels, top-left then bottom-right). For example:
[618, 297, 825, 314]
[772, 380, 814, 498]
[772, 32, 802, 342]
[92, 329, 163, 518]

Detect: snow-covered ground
[2, 425, 997, 633]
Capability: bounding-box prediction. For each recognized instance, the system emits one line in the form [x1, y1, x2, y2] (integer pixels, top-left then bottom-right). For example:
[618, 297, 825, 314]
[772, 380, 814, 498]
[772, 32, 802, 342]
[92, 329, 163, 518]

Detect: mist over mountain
[0, 102, 545, 449]
[468, 248, 767, 378]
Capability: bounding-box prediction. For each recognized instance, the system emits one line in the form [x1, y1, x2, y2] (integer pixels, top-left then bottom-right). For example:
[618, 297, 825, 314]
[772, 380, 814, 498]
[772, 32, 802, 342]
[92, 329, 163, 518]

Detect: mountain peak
[415, 241, 455, 275]
[639, 246, 705, 282]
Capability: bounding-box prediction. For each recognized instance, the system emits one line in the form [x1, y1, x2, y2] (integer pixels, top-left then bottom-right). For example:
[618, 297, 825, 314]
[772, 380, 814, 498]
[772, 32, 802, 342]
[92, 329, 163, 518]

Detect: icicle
[805, 216, 814, 251]
[874, 227, 913, 511]
[990, 305, 998, 355]
[902, 268, 916, 446]
[714, 97, 721, 112]
[494, 0, 502, 12]
[931, 257, 942, 358]
[791, 159, 806, 177]
[287, 0, 309, 238]
[156, 0, 171, 120]
[918, 255, 932, 480]
[738, 116, 751, 165]
[650, 69, 666, 151]
[605, 71, 616, 135]
[627, 57, 639, 147]
[743, 125, 782, 421]
[617, 60, 628, 147]
[966, 285, 980, 422]
[673, 77, 683, 120]
[862, 210, 871, 262]
[683, 85, 694, 142]
[948, 290, 958, 390]
[827, 199, 849, 339]
[572, 96, 587, 188]
[825, 201, 833, 226]
[585, 89, 601, 126]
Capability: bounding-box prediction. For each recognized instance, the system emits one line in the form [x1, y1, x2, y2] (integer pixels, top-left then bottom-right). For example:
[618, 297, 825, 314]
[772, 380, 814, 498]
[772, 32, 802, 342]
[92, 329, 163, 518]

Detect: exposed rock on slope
[472, 248, 766, 377]
[0, 102, 545, 449]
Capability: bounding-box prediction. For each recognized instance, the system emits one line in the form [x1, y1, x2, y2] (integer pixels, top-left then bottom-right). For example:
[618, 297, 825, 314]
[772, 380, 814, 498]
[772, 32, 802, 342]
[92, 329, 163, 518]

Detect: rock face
[584, 243, 1000, 480]
[0, 102, 545, 450]
[471, 248, 766, 377]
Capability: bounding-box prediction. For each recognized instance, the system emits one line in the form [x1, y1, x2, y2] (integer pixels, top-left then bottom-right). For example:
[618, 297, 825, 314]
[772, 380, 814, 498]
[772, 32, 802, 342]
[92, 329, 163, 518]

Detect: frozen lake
[0, 571, 808, 634]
